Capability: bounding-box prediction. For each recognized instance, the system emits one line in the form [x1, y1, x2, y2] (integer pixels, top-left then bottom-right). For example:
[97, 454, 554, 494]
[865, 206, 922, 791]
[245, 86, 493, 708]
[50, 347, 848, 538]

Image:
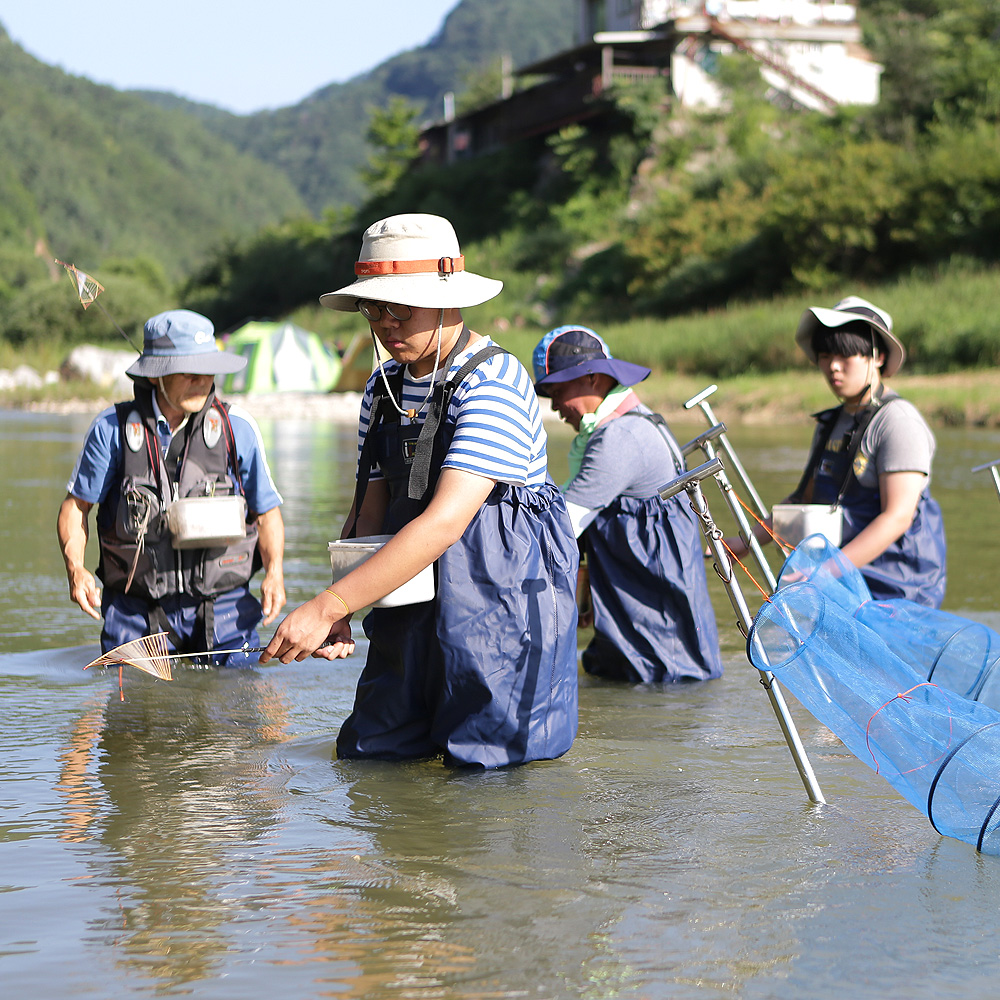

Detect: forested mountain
[0, 0, 572, 293]
[175, 0, 576, 213]
[0, 26, 306, 283]
[175, 0, 1000, 344]
[3, 0, 999, 363]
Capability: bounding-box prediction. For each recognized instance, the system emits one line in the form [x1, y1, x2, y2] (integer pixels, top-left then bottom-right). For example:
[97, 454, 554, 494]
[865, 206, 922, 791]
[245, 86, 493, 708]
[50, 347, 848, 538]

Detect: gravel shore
[25, 391, 366, 422]
[23, 389, 568, 425]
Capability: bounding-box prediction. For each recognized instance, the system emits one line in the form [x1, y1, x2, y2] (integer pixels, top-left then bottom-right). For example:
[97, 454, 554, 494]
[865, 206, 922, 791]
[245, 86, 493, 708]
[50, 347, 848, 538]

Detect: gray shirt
[822, 396, 935, 490]
[563, 403, 684, 510]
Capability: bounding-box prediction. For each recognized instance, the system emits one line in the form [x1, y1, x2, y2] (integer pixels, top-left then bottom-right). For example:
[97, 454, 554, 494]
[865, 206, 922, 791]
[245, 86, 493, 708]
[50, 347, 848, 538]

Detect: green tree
[359, 97, 422, 199]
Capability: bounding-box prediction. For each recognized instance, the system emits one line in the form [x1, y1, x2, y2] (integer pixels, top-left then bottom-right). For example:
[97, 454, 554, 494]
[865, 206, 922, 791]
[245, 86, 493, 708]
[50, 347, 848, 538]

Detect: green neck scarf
[562, 384, 636, 489]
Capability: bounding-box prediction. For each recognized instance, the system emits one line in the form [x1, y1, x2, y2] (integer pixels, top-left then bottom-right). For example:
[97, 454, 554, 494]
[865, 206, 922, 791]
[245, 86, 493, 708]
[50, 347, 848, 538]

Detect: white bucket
[328, 534, 435, 608]
[166, 495, 247, 549]
[771, 503, 843, 548]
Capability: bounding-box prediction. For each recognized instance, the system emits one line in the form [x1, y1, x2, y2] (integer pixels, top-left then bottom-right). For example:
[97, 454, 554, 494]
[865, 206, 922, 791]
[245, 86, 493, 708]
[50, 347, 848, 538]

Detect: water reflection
[55, 669, 294, 987]
[5, 410, 1000, 998]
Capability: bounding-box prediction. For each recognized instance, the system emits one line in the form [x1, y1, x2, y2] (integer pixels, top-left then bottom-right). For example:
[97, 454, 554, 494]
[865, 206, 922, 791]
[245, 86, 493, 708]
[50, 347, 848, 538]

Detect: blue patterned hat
[533, 325, 650, 397]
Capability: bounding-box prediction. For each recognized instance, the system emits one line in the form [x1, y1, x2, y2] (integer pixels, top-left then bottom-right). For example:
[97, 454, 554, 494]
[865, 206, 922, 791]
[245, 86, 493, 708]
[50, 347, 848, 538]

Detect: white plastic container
[771, 503, 843, 548]
[328, 534, 435, 608]
[166, 495, 247, 549]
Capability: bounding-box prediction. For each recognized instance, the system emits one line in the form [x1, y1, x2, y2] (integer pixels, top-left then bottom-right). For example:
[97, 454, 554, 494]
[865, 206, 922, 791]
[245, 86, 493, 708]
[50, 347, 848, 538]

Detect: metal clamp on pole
[679, 422, 727, 459]
[684, 385, 768, 520]
[660, 460, 826, 805]
[680, 423, 777, 592]
[658, 457, 724, 500]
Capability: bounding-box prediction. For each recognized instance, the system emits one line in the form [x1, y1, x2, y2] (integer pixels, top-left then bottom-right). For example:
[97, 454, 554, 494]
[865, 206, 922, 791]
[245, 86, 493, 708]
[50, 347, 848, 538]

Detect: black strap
[147, 603, 186, 652]
[792, 386, 895, 503]
[164, 419, 189, 481]
[148, 599, 214, 657]
[194, 597, 214, 656]
[348, 375, 400, 538]
[407, 335, 506, 500]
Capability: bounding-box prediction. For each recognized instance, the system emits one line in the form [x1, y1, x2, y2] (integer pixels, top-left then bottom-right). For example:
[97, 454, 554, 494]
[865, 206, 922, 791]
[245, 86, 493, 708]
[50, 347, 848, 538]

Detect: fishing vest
[96, 383, 259, 602]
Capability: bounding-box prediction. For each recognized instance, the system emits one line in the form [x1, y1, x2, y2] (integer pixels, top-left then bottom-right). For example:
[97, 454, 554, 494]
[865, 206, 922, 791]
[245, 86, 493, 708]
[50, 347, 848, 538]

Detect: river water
[4, 403, 1000, 1000]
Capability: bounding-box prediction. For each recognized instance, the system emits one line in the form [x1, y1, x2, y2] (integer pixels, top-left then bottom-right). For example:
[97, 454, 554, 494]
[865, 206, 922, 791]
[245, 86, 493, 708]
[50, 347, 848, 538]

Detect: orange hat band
[354, 256, 465, 277]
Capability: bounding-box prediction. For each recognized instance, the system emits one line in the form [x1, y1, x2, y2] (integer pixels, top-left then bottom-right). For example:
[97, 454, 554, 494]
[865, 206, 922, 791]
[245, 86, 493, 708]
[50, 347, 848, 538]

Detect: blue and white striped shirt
[358, 337, 548, 487]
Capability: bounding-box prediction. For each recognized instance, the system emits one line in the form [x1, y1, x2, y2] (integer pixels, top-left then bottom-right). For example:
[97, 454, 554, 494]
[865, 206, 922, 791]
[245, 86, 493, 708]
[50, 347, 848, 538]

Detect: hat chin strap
[373, 308, 447, 419]
[155, 376, 177, 410]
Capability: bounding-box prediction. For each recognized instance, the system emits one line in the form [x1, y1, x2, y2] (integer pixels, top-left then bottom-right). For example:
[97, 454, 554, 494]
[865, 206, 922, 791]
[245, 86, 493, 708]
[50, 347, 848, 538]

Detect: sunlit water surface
[3, 406, 1000, 999]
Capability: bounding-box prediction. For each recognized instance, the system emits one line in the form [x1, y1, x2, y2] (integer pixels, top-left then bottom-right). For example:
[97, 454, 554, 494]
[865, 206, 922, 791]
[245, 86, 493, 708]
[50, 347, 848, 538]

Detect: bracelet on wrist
[324, 587, 351, 615]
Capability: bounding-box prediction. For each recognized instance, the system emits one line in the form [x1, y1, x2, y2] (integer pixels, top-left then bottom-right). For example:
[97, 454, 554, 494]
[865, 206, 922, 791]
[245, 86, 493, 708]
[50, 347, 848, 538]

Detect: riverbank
[10, 367, 1000, 427]
[640, 368, 1000, 428]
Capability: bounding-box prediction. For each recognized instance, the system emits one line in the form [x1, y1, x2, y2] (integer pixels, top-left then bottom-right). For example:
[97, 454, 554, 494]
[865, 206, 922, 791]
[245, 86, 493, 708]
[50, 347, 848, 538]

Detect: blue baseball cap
[126, 310, 247, 379]
[533, 325, 650, 397]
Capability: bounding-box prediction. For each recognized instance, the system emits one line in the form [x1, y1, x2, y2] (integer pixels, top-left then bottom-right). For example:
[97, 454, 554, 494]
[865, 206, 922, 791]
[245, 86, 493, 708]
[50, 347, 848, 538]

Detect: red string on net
[709, 489, 786, 607]
[732, 491, 795, 554]
[864, 682, 955, 775]
[716, 535, 773, 607]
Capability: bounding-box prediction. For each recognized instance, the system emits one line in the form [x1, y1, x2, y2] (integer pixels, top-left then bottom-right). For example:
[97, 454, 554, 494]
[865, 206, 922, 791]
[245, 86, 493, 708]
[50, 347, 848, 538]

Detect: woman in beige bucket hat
[262, 214, 580, 767]
[735, 295, 946, 607]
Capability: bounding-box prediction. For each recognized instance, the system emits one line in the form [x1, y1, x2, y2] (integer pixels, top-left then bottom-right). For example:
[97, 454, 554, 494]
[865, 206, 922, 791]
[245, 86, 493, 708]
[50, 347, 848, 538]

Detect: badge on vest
[125, 410, 144, 453]
[203, 409, 223, 449]
[402, 439, 417, 463]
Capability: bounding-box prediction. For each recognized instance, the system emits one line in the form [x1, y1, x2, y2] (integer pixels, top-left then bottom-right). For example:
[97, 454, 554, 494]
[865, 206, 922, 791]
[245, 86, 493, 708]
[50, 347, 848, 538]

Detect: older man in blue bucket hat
[533, 325, 723, 684]
[57, 309, 286, 665]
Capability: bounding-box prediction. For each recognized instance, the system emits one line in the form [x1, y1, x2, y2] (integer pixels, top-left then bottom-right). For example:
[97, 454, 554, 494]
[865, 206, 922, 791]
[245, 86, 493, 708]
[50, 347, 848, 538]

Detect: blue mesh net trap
[749, 535, 1000, 854]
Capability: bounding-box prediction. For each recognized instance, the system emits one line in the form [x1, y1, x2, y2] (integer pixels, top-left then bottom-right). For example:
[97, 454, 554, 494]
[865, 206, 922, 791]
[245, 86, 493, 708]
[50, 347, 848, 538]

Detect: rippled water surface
[4, 406, 1000, 999]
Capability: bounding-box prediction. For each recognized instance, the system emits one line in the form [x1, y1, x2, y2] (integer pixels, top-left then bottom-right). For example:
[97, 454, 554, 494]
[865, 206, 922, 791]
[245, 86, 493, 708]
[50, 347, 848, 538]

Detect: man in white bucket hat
[58, 309, 286, 664]
[732, 294, 946, 606]
[262, 214, 579, 768]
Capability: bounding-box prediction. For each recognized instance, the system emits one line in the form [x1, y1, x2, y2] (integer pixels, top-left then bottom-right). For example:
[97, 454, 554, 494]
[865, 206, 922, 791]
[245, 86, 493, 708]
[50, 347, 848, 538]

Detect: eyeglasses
[357, 300, 412, 322]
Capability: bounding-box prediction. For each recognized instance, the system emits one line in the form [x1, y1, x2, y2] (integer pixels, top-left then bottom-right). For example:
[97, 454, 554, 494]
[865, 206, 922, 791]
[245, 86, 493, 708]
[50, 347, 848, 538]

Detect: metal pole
[661, 459, 826, 804]
[680, 422, 778, 592]
[684, 385, 768, 519]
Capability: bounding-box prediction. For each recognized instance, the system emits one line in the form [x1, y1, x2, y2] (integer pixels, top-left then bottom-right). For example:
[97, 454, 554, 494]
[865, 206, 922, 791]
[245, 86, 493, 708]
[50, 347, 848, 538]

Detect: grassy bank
[8, 364, 999, 429]
[5, 259, 1000, 425]
[634, 368, 1000, 429]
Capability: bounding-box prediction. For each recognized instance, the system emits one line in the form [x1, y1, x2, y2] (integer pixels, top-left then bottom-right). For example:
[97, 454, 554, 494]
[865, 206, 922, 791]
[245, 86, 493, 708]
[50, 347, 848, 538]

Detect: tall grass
[5, 258, 1000, 424]
[479, 257, 1000, 378]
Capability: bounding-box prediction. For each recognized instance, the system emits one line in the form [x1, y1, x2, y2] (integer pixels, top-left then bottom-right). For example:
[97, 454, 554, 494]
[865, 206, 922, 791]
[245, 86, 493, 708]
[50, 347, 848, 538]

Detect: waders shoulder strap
[346, 367, 406, 539]
[791, 387, 898, 503]
[406, 333, 507, 501]
[617, 410, 686, 478]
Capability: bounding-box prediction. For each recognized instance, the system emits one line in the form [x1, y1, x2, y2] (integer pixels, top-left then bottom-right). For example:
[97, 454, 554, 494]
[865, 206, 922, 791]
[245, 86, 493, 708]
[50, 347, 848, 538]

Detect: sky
[0, 1, 461, 114]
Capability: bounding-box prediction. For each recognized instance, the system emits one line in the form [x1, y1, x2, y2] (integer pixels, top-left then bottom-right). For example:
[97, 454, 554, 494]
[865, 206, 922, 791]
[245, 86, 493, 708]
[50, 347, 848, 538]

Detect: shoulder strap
[406, 332, 505, 501]
[789, 406, 840, 502]
[617, 410, 685, 477]
[790, 387, 897, 503]
[832, 387, 898, 503]
[346, 367, 405, 538]
[211, 398, 245, 497]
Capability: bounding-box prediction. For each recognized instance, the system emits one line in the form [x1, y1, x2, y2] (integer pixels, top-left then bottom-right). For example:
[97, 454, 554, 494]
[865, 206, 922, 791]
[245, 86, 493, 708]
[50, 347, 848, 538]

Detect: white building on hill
[580, 0, 881, 113]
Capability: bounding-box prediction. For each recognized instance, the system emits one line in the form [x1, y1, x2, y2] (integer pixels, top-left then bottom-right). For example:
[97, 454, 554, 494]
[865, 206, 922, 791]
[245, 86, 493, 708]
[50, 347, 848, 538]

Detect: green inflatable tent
[220, 321, 342, 394]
